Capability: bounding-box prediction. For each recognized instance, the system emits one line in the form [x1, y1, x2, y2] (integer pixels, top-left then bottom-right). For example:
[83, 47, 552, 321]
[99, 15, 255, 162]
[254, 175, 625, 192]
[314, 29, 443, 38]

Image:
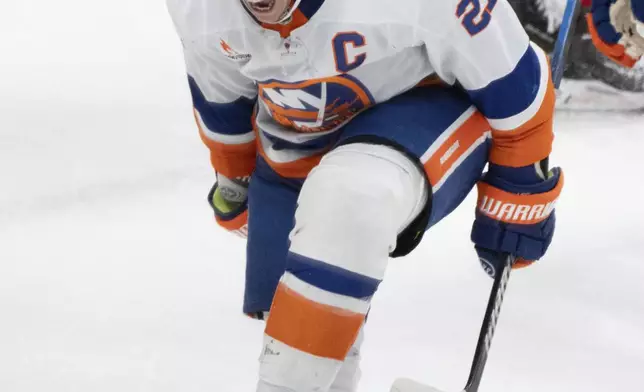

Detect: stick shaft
[551, 0, 583, 88]
[463, 255, 514, 392]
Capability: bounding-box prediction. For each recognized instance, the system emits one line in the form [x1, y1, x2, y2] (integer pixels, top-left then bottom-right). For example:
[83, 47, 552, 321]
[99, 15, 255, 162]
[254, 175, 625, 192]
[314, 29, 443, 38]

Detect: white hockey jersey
[167, 0, 555, 179]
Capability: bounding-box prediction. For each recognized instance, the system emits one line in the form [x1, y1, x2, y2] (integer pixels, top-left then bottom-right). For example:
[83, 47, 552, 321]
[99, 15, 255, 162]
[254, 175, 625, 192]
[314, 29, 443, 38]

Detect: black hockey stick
[462, 254, 515, 392]
[390, 255, 515, 392]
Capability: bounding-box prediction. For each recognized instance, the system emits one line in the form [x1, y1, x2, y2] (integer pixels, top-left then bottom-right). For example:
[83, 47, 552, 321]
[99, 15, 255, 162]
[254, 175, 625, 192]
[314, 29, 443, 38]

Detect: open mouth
[247, 0, 276, 13]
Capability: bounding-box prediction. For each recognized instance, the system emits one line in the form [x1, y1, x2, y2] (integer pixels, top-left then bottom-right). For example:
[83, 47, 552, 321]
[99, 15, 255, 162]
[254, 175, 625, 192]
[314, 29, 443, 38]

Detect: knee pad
[290, 143, 429, 279]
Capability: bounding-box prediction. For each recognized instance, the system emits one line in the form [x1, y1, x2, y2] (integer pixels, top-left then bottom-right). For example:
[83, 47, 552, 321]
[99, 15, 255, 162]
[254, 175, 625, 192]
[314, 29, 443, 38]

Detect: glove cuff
[217, 174, 250, 204]
[488, 160, 549, 185]
[208, 183, 248, 220]
[476, 169, 564, 225]
[207, 182, 250, 239]
[215, 209, 249, 237]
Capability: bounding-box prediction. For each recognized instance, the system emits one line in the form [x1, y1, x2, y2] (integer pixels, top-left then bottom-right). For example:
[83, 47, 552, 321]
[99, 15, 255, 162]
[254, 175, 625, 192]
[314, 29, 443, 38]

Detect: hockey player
[511, 0, 644, 111]
[167, 0, 564, 391]
[586, 0, 644, 66]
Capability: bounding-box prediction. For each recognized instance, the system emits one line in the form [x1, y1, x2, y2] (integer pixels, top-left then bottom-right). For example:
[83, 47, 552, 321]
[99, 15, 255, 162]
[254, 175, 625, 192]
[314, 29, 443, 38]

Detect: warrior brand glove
[471, 163, 564, 276]
[587, 0, 644, 67]
[208, 175, 250, 238]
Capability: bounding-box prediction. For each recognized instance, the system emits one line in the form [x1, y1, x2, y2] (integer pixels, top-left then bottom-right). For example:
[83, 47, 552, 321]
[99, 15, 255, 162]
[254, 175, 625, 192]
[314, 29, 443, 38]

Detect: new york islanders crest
[258, 75, 375, 133]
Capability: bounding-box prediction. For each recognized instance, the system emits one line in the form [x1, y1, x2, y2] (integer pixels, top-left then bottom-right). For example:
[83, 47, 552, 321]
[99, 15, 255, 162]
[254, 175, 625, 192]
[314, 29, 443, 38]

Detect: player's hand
[470, 165, 564, 276]
[208, 175, 250, 238]
[587, 0, 644, 68]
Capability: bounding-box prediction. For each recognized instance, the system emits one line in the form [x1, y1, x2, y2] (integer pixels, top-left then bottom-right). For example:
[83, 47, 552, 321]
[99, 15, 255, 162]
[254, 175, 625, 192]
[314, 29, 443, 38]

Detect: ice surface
[391, 378, 446, 392]
[1, 1, 643, 392]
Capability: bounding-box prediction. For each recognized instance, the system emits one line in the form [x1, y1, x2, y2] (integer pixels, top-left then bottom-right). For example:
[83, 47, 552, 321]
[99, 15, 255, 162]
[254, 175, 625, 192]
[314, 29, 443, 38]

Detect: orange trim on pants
[256, 143, 324, 179]
[265, 283, 364, 361]
[423, 111, 489, 186]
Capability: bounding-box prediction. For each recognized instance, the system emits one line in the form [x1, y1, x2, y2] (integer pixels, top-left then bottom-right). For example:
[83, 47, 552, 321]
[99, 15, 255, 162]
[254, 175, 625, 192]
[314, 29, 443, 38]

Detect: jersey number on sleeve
[456, 0, 498, 36]
[332, 32, 367, 73]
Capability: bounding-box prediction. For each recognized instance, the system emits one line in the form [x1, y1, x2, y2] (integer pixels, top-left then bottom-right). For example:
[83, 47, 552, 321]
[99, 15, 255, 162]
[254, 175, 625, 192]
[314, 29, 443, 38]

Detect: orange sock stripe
[265, 283, 364, 361]
[424, 111, 489, 186]
[489, 74, 556, 168]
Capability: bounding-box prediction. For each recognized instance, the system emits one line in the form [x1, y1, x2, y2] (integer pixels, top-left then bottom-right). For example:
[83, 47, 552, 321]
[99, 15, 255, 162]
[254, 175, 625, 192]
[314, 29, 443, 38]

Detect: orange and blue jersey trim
[254, 118, 326, 179]
[189, 76, 255, 137]
[189, 75, 257, 178]
[466, 43, 555, 167]
[197, 121, 257, 178]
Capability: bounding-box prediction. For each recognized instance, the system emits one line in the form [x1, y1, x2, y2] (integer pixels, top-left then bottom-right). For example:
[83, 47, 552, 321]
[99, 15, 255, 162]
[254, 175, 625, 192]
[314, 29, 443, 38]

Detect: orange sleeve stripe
[477, 171, 564, 225]
[489, 73, 555, 168]
[265, 283, 364, 361]
[198, 129, 257, 178]
[423, 111, 489, 187]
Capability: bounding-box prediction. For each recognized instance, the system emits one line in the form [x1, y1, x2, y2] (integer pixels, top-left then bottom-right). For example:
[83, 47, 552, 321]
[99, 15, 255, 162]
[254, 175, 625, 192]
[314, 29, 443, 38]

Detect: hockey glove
[587, 0, 644, 67]
[471, 163, 564, 276]
[208, 175, 250, 238]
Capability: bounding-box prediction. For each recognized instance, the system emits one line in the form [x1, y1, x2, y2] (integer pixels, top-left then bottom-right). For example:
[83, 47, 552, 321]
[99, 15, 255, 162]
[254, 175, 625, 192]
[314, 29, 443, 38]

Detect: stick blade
[390, 378, 447, 392]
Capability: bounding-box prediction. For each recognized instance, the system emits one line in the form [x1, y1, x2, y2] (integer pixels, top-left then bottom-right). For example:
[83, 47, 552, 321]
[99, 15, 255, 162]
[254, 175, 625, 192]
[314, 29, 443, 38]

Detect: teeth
[248, 0, 274, 11]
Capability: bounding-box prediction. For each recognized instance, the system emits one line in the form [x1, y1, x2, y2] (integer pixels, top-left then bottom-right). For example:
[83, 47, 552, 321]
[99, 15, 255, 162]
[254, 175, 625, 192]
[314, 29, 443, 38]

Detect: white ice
[1, 1, 643, 392]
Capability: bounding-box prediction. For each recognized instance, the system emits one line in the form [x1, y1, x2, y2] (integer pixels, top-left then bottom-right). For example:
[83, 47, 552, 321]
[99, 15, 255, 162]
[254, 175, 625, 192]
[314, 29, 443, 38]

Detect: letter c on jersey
[333, 32, 367, 73]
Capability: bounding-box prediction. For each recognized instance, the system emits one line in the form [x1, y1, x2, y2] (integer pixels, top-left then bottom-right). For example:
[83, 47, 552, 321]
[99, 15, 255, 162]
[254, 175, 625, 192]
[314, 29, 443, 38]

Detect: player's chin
[246, 0, 287, 24]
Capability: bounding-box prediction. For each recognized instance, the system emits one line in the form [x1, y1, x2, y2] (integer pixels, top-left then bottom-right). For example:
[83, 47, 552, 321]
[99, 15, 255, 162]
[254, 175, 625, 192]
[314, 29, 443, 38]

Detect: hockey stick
[391, 1, 581, 391]
[551, 0, 583, 88]
[390, 254, 514, 392]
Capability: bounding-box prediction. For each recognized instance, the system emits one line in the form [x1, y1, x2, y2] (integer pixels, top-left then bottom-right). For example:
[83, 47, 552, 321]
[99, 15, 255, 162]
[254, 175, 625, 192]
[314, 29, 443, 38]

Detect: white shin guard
[257, 329, 364, 392]
[258, 143, 428, 392]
